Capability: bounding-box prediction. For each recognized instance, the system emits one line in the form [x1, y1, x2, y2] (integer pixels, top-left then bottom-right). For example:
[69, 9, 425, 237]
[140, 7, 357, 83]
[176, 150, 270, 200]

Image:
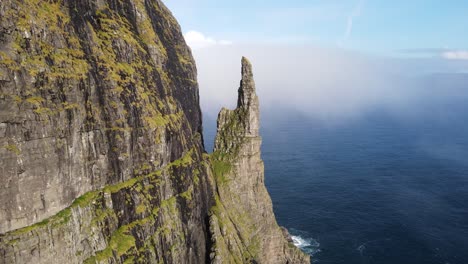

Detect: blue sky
[165, 0, 468, 56]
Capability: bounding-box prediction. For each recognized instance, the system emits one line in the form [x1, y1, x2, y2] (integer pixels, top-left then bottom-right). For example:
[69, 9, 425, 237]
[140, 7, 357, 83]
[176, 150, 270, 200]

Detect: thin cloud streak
[398, 48, 468, 60]
[442, 50, 468, 60]
[341, 0, 365, 44]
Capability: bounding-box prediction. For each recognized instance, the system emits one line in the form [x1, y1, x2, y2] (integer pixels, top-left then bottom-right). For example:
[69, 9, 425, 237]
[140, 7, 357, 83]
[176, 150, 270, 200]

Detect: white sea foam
[291, 234, 321, 256]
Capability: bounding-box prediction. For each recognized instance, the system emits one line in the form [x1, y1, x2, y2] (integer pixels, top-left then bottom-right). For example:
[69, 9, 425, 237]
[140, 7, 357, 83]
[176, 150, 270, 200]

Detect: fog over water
[192, 44, 468, 122]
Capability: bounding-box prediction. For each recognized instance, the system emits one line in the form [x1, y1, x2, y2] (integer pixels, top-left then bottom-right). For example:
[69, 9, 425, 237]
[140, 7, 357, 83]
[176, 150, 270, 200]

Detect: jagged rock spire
[215, 57, 260, 154]
[237, 57, 255, 108]
[210, 57, 311, 263]
[237, 57, 260, 137]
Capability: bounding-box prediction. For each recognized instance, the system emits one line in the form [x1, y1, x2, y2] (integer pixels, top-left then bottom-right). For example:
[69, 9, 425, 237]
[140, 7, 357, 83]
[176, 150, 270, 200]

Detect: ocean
[203, 94, 468, 264]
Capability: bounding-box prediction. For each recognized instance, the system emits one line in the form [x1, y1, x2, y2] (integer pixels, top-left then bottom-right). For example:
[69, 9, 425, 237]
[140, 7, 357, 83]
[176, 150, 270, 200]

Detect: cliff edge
[0, 0, 309, 263]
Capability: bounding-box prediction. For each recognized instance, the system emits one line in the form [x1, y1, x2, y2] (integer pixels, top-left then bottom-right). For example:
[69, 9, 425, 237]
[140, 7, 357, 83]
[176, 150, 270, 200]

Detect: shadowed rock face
[209, 58, 310, 264]
[0, 1, 308, 263]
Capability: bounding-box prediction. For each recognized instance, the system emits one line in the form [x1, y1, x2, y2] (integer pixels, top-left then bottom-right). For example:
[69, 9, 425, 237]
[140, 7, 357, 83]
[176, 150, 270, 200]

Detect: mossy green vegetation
[135, 203, 147, 214]
[170, 149, 194, 168]
[133, 0, 168, 58]
[10, 218, 50, 236]
[3, 0, 90, 81]
[0, 51, 19, 70]
[25, 97, 45, 106]
[144, 115, 168, 129]
[4, 144, 20, 155]
[210, 156, 231, 185]
[72, 191, 100, 207]
[160, 196, 177, 216]
[193, 168, 200, 185]
[179, 186, 193, 202]
[110, 226, 137, 256]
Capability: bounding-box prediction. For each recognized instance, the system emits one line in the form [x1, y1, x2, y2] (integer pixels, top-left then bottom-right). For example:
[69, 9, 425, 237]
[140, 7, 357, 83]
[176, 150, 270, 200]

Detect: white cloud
[442, 50, 468, 60]
[184, 31, 232, 50]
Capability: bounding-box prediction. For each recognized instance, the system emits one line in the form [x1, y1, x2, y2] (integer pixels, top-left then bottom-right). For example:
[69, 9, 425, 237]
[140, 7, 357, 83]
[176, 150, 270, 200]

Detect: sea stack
[210, 58, 310, 263]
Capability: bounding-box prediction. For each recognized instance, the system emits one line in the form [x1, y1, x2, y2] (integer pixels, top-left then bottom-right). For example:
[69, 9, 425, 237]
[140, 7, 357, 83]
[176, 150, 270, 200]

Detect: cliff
[0, 0, 309, 263]
[208, 57, 309, 263]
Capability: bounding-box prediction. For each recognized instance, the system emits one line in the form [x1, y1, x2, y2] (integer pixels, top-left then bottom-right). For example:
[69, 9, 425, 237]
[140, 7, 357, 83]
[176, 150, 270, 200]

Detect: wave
[289, 228, 321, 257]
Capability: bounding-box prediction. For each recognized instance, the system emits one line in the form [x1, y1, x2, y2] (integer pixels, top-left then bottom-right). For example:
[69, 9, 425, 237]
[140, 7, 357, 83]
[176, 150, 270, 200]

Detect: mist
[191, 44, 468, 124]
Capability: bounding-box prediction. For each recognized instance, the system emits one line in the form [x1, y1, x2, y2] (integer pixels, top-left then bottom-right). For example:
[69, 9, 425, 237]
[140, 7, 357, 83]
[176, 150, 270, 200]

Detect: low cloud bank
[191, 45, 468, 121]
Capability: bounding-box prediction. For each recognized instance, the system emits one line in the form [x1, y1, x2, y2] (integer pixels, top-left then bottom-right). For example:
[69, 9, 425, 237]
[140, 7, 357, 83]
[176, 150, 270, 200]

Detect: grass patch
[72, 191, 99, 207]
[170, 149, 193, 168]
[109, 226, 136, 256]
[179, 187, 193, 202]
[210, 158, 231, 185]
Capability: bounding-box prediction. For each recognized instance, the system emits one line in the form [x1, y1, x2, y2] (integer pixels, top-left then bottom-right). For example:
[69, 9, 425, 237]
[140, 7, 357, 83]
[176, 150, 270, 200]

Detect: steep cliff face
[0, 0, 309, 263]
[0, 0, 203, 234]
[0, 0, 211, 263]
[208, 58, 309, 264]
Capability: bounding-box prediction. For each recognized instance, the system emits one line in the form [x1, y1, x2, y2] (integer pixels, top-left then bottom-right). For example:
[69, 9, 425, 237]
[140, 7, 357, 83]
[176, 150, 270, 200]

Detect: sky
[164, 0, 468, 120]
[166, 0, 468, 56]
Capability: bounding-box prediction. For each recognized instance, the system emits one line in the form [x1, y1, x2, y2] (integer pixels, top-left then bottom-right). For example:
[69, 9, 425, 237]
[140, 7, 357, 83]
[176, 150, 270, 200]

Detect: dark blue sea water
[203, 93, 468, 264]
